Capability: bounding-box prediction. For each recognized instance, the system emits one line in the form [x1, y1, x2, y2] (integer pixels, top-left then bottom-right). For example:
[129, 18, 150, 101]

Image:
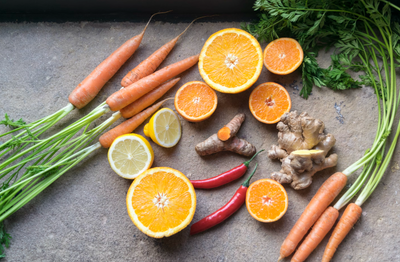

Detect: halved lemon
[107, 134, 154, 179]
[198, 28, 263, 93]
[126, 167, 196, 238]
[144, 108, 181, 148]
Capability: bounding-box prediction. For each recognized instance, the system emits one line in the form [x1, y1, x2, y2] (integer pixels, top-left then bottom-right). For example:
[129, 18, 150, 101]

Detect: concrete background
[0, 18, 399, 261]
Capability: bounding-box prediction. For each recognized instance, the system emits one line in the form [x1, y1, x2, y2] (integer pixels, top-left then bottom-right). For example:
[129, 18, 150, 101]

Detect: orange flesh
[249, 82, 291, 123]
[247, 179, 288, 221]
[130, 171, 193, 232]
[175, 82, 217, 118]
[264, 38, 303, 74]
[202, 32, 260, 88]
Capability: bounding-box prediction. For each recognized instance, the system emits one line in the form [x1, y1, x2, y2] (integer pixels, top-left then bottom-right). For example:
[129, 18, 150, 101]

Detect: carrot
[120, 17, 201, 87]
[99, 99, 168, 148]
[279, 172, 347, 260]
[68, 11, 170, 109]
[106, 54, 199, 111]
[291, 207, 339, 262]
[322, 203, 362, 262]
[120, 78, 180, 119]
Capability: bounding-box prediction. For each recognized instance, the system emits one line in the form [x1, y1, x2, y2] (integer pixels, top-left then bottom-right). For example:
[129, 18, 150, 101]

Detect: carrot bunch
[274, 1, 400, 261]
[0, 15, 203, 258]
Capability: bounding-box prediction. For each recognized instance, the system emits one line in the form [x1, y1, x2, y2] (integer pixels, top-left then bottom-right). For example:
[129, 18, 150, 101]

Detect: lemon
[144, 108, 181, 148]
[107, 134, 154, 179]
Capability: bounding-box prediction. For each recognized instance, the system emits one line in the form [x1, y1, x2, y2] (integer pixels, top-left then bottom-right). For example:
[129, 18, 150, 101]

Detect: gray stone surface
[0, 20, 399, 262]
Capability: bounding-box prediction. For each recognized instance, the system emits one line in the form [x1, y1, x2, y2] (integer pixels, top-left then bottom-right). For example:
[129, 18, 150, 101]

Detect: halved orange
[174, 81, 218, 122]
[126, 167, 196, 238]
[246, 178, 288, 222]
[249, 82, 291, 124]
[198, 28, 263, 93]
[263, 38, 304, 75]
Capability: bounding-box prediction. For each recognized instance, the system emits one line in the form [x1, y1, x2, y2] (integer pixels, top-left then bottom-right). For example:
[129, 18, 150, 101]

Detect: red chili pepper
[190, 163, 258, 235]
[190, 149, 263, 189]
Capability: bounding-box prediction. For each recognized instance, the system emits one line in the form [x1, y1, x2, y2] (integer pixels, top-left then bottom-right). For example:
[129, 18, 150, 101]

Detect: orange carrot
[291, 207, 339, 262]
[120, 78, 180, 119]
[322, 203, 362, 262]
[120, 17, 200, 87]
[279, 172, 347, 260]
[68, 11, 169, 109]
[99, 99, 168, 148]
[106, 54, 199, 111]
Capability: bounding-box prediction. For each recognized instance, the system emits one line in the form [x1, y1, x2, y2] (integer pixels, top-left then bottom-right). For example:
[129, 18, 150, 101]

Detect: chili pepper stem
[242, 163, 258, 187]
[243, 149, 264, 167]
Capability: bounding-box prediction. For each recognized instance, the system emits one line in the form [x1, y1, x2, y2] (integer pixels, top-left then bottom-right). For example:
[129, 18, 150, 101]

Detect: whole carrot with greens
[190, 163, 258, 235]
[120, 78, 180, 118]
[107, 54, 199, 111]
[0, 12, 165, 155]
[245, 0, 400, 260]
[190, 149, 263, 189]
[120, 16, 203, 87]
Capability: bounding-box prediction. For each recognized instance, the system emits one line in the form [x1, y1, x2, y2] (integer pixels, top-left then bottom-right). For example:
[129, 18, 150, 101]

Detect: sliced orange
[249, 82, 291, 124]
[263, 37, 304, 75]
[246, 178, 288, 222]
[126, 167, 196, 238]
[198, 28, 263, 93]
[174, 81, 218, 122]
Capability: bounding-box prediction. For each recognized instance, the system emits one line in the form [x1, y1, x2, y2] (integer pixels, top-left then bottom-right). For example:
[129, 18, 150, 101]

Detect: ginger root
[195, 113, 256, 157]
[268, 111, 338, 190]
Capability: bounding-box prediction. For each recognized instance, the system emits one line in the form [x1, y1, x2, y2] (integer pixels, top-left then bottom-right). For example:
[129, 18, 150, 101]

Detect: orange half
[174, 81, 218, 122]
[126, 167, 196, 238]
[263, 38, 304, 75]
[249, 82, 291, 124]
[246, 179, 288, 223]
[198, 28, 263, 93]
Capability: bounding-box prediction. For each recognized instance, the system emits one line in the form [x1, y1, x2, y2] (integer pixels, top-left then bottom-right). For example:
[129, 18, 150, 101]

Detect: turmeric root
[217, 113, 245, 141]
[268, 111, 338, 190]
[195, 134, 256, 157]
[195, 113, 256, 156]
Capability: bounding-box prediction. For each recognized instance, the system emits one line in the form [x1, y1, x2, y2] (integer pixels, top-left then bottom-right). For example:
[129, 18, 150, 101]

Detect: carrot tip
[277, 256, 283, 261]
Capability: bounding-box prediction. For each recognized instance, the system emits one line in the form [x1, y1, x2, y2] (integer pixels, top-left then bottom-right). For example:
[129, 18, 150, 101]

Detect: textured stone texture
[0, 20, 399, 262]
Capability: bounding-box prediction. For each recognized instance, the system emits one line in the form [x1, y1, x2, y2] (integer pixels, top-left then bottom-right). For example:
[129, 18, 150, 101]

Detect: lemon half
[144, 108, 181, 148]
[107, 134, 154, 179]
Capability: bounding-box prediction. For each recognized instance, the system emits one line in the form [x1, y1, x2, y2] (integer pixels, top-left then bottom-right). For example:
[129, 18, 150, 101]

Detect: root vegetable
[195, 134, 256, 157]
[273, 111, 326, 154]
[278, 172, 347, 260]
[292, 206, 339, 262]
[195, 113, 256, 157]
[322, 203, 362, 262]
[268, 111, 337, 190]
[217, 113, 245, 141]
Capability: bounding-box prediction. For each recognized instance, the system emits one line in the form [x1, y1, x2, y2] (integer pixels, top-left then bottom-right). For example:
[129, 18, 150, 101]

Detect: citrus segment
[174, 81, 218, 122]
[263, 38, 304, 75]
[249, 82, 291, 124]
[126, 167, 196, 238]
[246, 178, 288, 222]
[199, 28, 263, 93]
[144, 108, 181, 148]
[107, 134, 154, 179]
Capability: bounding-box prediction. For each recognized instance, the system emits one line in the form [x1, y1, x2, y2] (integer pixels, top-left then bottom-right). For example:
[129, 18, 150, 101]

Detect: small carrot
[68, 11, 170, 109]
[99, 99, 169, 148]
[106, 54, 199, 111]
[121, 17, 203, 87]
[322, 203, 362, 262]
[279, 172, 347, 260]
[291, 206, 339, 262]
[120, 78, 180, 119]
